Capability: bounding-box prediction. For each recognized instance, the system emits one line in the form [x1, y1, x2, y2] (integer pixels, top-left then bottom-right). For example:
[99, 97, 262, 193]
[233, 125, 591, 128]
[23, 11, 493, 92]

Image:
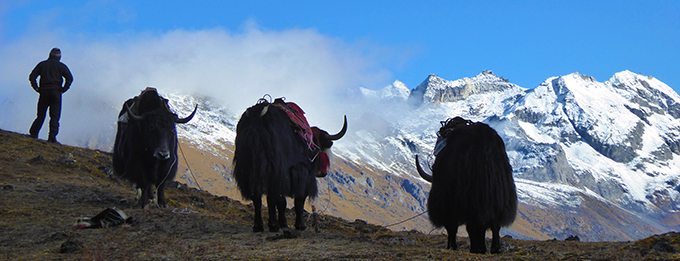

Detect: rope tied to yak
[178, 141, 203, 191]
[257, 94, 321, 162]
[384, 210, 428, 228]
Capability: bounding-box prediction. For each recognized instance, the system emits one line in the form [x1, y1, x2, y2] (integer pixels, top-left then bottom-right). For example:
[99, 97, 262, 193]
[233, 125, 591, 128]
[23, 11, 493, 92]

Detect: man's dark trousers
[29, 89, 62, 140]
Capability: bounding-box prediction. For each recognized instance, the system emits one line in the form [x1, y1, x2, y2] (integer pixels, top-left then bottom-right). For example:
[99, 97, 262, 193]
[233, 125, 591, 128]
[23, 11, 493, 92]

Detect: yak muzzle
[154, 150, 171, 160]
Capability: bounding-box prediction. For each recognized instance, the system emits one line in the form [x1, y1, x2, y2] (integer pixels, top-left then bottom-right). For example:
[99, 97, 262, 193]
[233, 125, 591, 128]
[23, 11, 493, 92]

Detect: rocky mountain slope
[360, 70, 680, 240]
[3, 128, 680, 260]
[160, 70, 680, 242]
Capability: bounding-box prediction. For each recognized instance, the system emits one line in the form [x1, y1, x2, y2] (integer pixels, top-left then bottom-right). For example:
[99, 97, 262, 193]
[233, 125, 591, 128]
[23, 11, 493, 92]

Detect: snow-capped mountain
[506, 71, 680, 214]
[162, 70, 680, 241]
[359, 80, 410, 102]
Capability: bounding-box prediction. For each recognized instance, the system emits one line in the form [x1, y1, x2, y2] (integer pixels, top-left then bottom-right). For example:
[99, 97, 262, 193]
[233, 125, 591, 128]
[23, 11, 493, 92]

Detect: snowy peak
[360, 80, 410, 102]
[539, 71, 680, 164]
[505, 71, 680, 216]
[610, 70, 680, 102]
[609, 70, 680, 120]
[408, 70, 521, 105]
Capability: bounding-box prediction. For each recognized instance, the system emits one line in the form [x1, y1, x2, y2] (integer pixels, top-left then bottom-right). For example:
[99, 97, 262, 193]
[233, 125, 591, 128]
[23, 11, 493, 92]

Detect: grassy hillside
[174, 133, 666, 242]
[1, 129, 679, 260]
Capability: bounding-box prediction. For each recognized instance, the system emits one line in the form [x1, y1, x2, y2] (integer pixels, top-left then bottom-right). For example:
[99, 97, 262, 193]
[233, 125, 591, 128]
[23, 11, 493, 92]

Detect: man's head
[49, 48, 61, 60]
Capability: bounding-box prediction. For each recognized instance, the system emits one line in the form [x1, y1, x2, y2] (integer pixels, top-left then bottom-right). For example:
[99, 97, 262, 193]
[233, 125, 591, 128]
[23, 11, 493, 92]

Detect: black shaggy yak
[415, 117, 517, 254]
[233, 98, 347, 232]
[113, 88, 197, 209]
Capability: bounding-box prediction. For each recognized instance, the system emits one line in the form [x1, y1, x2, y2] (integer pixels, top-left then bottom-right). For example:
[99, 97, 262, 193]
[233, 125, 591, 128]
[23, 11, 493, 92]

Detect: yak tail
[233, 124, 270, 200]
[233, 104, 290, 200]
[477, 127, 517, 227]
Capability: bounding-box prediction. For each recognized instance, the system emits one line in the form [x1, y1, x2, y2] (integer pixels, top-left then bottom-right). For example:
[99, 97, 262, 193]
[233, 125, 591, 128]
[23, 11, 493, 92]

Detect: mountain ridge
[152, 69, 680, 241]
[15, 69, 674, 242]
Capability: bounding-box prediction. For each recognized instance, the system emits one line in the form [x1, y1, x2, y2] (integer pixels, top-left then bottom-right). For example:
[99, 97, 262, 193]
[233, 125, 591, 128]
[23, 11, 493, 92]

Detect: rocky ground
[1, 129, 679, 260]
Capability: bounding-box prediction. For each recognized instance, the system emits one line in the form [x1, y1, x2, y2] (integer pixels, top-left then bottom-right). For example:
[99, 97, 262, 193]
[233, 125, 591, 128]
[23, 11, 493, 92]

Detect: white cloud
[0, 22, 395, 149]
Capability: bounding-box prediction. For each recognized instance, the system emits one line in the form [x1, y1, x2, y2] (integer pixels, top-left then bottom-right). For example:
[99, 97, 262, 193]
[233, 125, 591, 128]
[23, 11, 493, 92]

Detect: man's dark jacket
[29, 54, 73, 92]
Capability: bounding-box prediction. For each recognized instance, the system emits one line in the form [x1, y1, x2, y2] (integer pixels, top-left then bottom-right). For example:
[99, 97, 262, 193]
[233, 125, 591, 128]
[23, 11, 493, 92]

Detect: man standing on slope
[28, 47, 73, 144]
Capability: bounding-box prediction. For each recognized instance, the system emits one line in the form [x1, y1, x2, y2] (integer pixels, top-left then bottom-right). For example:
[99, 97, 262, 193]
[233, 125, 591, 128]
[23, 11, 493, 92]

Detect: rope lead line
[384, 210, 427, 228]
[178, 140, 203, 191]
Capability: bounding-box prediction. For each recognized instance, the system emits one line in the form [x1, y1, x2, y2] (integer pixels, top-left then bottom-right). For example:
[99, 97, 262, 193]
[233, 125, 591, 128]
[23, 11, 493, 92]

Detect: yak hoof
[295, 224, 307, 231]
[470, 247, 486, 254]
[446, 243, 458, 250]
[490, 245, 501, 254]
[269, 225, 280, 232]
[253, 225, 264, 232]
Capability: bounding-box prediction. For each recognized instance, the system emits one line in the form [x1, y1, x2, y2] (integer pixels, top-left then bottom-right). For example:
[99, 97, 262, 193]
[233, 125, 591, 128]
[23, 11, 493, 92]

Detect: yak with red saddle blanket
[233, 97, 347, 232]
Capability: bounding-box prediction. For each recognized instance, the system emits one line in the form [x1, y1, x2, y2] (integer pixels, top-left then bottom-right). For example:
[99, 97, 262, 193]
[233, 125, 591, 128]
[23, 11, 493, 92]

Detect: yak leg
[490, 223, 502, 254]
[467, 224, 487, 254]
[156, 183, 168, 208]
[294, 196, 307, 230]
[252, 195, 265, 232]
[444, 225, 458, 250]
[140, 185, 153, 209]
[276, 195, 288, 229]
[266, 194, 281, 232]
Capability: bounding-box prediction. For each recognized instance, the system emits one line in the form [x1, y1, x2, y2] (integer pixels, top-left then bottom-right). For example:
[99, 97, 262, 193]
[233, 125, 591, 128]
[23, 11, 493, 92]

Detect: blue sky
[2, 1, 678, 90]
[0, 1, 679, 143]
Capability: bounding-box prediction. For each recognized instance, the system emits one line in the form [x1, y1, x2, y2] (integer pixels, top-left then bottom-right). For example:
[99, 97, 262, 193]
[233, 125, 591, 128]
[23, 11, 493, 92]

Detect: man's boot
[48, 136, 59, 144]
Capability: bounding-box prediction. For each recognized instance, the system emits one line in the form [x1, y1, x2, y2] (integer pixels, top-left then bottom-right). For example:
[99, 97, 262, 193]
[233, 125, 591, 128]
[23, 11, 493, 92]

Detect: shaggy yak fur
[415, 117, 517, 254]
[233, 99, 346, 232]
[113, 88, 197, 209]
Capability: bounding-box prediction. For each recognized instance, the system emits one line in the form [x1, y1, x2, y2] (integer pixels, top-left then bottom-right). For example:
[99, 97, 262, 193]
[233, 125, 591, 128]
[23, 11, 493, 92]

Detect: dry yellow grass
[1, 129, 679, 260]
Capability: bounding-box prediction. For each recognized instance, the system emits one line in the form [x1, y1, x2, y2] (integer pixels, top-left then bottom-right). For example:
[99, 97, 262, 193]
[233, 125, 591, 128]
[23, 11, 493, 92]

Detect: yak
[415, 116, 517, 254]
[113, 88, 197, 209]
[233, 97, 347, 232]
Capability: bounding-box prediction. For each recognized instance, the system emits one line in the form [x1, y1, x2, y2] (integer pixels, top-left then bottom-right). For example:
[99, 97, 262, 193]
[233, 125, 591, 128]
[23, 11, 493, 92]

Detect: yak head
[416, 116, 475, 183]
[310, 116, 347, 177]
[437, 116, 472, 138]
[126, 102, 197, 160]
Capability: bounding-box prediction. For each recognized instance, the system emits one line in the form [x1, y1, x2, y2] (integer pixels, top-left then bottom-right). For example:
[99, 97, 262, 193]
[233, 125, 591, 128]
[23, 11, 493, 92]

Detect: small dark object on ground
[59, 237, 83, 253]
[27, 155, 45, 164]
[74, 208, 138, 229]
[565, 235, 580, 241]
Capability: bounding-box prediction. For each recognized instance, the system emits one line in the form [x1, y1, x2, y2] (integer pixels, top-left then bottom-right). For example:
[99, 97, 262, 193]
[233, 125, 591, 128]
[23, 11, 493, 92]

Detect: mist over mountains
[3, 68, 678, 241]
[182, 69, 680, 241]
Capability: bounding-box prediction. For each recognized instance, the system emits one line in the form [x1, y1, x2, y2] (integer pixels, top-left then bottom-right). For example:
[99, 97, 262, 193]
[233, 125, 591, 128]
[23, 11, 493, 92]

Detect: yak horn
[125, 103, 144, 121]
[325, 115, 348, 141]
[415, 155, 433, 183]
[175, 104, 198, 124]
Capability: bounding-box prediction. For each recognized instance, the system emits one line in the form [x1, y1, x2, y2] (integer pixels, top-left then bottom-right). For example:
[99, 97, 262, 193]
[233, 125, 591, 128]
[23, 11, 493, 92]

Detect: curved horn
[415, 155, 433, 183]
[175, 104, 198, 124]
[325, 115, 348, 141]
[125, 102, 144, 121]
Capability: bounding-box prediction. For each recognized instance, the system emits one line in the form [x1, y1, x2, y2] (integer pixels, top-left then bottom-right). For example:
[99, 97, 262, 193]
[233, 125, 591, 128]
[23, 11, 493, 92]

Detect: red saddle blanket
[272, 101, 315, 151]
